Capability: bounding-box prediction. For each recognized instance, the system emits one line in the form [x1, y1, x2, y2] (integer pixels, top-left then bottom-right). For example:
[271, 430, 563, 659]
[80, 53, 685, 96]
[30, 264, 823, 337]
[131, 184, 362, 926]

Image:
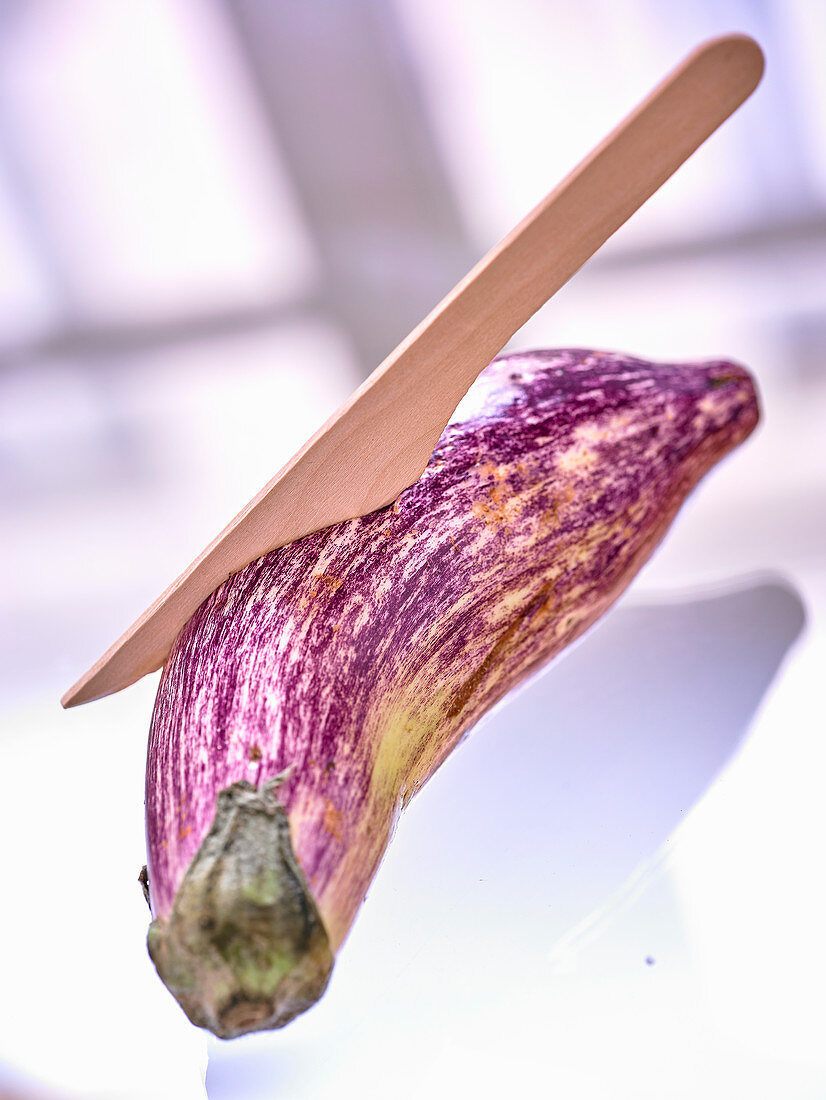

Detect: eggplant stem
[146, 780, 333, 1039]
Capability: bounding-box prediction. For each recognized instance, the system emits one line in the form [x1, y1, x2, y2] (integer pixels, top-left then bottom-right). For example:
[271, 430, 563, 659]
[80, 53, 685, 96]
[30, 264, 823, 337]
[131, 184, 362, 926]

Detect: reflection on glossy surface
[206, 578, 807, 1099]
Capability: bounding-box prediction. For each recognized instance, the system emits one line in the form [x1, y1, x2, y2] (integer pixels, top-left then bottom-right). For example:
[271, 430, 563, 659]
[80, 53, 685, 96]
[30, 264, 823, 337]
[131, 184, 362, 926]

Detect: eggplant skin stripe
[143, 348, 759, 1038]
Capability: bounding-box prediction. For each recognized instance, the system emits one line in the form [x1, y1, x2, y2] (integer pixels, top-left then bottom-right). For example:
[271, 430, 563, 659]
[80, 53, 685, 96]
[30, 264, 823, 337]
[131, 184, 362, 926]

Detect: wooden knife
[62, 33, 763, 707]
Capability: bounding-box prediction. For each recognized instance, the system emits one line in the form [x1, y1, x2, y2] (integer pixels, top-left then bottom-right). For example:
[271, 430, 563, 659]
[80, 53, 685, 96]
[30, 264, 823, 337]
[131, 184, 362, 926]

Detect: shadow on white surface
[206, 575, 806, 1100]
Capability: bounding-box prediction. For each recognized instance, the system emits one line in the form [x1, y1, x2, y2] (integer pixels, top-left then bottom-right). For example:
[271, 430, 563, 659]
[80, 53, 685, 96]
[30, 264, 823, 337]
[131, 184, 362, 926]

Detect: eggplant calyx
[146, 779, 333, 1039]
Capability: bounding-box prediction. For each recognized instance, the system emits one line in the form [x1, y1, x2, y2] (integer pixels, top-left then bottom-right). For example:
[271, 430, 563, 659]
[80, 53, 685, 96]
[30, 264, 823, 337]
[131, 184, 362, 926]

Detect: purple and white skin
[144, 349, 758, 1037]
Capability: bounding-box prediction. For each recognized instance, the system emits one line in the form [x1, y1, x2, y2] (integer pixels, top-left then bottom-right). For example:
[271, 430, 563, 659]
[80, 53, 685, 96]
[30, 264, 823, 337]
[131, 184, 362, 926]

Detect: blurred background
[0, 1, 824, 1098]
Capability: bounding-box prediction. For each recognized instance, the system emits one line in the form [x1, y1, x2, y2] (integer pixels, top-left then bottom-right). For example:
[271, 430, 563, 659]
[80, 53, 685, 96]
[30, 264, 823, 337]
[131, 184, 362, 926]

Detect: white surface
[0, 682, 207, 1100]
[203, 576, 821, 1100]
[1, 569, 820, 1100]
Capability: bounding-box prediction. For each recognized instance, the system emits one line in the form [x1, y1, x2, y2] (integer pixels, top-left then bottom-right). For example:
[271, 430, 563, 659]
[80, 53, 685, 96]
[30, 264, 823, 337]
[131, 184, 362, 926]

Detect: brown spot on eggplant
[145, 348, 759, 1036]
[446, 581, 556, 720]
[309, 573, 344, 598]
[322, 800, 344, 842]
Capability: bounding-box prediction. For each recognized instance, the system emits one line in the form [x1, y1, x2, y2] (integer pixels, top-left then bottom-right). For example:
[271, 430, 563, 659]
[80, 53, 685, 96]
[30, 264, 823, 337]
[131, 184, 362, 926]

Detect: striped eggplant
[144, 348, 758, 1038]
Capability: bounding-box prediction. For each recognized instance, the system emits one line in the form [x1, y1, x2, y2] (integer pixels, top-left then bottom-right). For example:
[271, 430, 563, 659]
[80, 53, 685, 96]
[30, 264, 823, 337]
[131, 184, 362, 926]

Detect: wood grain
[62, 33, 763, 707]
